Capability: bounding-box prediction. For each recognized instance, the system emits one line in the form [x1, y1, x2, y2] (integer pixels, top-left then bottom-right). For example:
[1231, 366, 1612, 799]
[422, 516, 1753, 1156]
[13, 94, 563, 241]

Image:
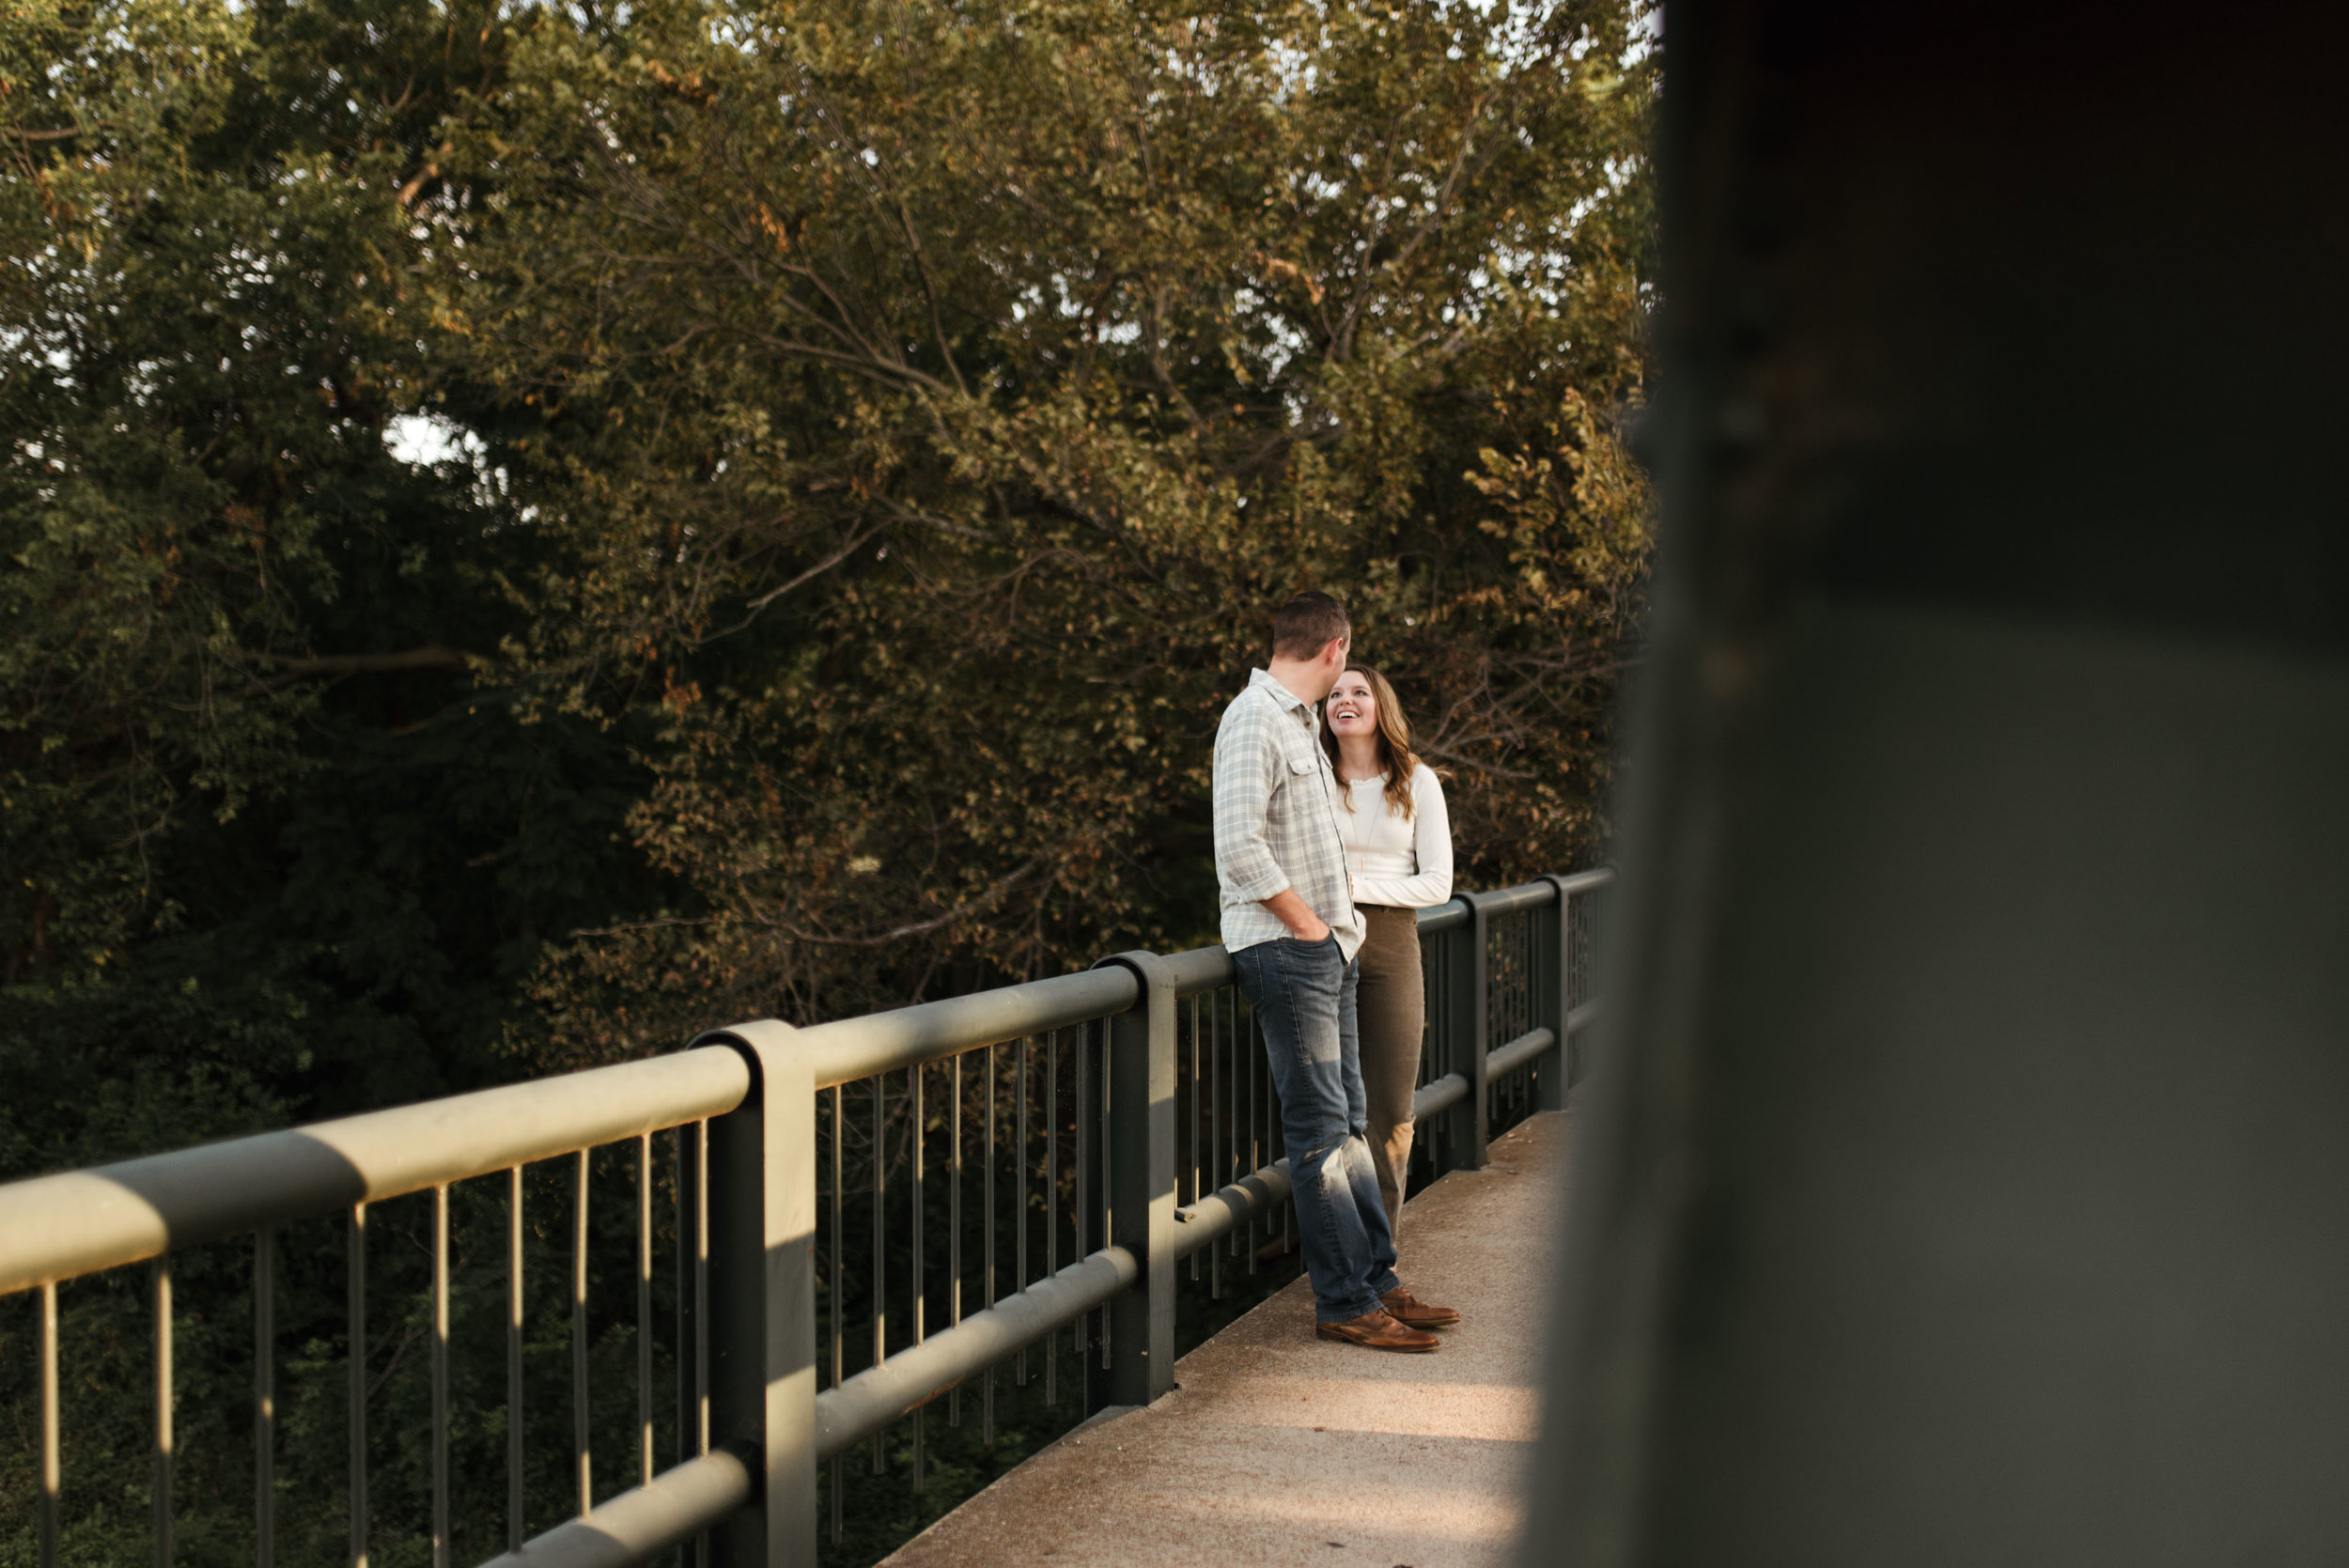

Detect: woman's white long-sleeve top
[1334, 763, 1454, 909]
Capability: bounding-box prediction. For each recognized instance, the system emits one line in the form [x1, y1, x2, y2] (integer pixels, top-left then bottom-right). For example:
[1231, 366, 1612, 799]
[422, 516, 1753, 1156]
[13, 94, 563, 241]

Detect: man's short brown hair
[1271, 591, 1351, 660]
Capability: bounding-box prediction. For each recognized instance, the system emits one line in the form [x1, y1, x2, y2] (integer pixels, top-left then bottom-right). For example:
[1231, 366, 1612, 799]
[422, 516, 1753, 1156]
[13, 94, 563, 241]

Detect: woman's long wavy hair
[1321, 665, 1423, 820]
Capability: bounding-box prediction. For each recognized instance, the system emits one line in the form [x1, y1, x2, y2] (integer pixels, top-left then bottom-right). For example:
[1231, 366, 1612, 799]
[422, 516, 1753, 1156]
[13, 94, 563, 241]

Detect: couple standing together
[1212, 591, 1460, 1353]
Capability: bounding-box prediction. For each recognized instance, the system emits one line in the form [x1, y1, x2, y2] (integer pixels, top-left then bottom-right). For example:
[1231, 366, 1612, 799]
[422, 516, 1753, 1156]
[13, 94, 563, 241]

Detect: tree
[429, 0, 1656, 1063]
[2, 10, 657, 1552]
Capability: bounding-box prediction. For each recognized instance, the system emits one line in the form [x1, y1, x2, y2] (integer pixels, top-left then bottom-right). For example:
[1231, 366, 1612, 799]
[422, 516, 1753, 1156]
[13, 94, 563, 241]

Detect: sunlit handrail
[0, 868, 1613, 1568]
[0, 1046, 752, 1298]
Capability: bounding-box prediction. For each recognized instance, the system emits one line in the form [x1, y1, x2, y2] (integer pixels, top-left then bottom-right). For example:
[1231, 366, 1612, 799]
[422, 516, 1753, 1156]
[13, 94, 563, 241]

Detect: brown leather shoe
[1380, 1287, 1461, 1328]
[1315, 1309, 1440, 1353]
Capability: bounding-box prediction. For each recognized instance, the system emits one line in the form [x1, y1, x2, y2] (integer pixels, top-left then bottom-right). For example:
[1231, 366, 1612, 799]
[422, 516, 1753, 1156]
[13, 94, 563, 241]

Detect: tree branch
[250, 645, 478, 676]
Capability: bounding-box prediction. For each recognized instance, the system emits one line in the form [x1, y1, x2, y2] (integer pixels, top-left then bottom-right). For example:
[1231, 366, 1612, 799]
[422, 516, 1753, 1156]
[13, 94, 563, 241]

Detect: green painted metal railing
[0, 871, 1610, 1567]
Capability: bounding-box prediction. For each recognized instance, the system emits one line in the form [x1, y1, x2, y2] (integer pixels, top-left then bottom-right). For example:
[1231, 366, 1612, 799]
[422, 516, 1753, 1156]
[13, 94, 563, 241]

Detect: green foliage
[2, 0, 650, 1127]
[427, 0, 1656, 1062]
[2, 0, 1651, 1560]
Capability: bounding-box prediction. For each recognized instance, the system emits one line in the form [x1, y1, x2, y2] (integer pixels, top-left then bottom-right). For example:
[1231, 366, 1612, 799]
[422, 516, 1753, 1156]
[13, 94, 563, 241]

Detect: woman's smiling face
[1327, 671, 1378, 740]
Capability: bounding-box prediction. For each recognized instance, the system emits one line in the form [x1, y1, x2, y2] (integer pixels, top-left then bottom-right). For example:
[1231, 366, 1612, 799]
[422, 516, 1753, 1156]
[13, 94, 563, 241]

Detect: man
[1212, 591, 1459, 1352]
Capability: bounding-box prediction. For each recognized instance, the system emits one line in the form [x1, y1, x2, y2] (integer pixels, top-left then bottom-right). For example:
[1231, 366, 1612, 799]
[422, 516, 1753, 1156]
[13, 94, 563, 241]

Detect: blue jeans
[1232, 933, 1402, 1324]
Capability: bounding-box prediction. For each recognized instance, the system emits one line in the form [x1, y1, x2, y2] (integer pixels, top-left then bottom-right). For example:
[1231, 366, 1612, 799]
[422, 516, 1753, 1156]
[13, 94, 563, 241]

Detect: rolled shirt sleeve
[1211, 695, 1292, 904]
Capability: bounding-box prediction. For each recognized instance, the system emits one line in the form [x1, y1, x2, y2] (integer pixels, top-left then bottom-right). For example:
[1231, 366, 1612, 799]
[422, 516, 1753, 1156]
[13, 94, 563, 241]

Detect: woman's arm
[1349, 766, 1455, 908]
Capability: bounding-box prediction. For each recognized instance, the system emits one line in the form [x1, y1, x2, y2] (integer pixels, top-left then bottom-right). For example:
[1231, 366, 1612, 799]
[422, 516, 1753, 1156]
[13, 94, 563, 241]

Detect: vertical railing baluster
[1016, 1032, 1030, 1388]
[1098, 1018, 1112, 1372]
[695, 1122, 708, 1465]
[1274, 1028, 1290, 1256]
[1210, 991, 1222, 1299]
[431, 1186, 449, 1568]
[1188, 996, 1201, 1282]
[1537, 881, 1570, 1112]
[637, 1132, 654, 1490]
[1440, 894, 1492, 1171]
[1074, 1019, 1092, 1406]
[1497, 914, 1509, 1118]
[152, 1255, 170, 1568]
[1424, 939, 1441, 1172]
[673, 1124, 706, 1568]
[1499, 914, 1510, 1114]
[572, 1148, 591, 1518]
[508, 1165, 524, 1553]
[1519, 914, 1532, 1109]
[1045, 1028, 1058, 1406]
[984, 1040, 998, 1445]
[39, 1280, 58, 1568]
[1235, 991, 1249, 1266]
[675, 1131, 692, 1511]
[911, 1062, 926, 1490]
[949, 1049, 962, 1428]
[829, 1084, 843, 1545]
[1246, 1001, 1260, 1276]
[349, 1203, 367, 1568]
[872, 1073, 888, 1474]
[1266, 1001, 1279, 1252]
[1517, 913, 1527, 1109]
[256, 1228, 274, 1568]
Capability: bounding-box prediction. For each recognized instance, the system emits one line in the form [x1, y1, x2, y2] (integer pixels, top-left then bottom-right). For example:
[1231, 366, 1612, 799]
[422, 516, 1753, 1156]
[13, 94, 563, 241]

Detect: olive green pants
[1357, 903, 1426, 1235]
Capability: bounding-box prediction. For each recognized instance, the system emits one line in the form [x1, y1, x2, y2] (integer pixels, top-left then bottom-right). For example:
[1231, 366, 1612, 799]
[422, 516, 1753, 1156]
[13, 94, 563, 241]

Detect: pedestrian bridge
[0, 871, 1609, 1567]
[882, 1109, 1568, 1568]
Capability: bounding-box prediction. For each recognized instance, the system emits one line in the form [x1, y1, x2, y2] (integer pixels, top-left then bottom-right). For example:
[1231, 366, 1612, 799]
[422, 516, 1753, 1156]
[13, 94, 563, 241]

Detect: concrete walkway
[881, 1109, 1570, 1568]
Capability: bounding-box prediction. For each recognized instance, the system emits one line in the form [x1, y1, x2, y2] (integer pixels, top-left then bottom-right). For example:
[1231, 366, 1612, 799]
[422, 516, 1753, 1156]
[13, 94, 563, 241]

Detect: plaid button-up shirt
[1211, 669, 1365, 960]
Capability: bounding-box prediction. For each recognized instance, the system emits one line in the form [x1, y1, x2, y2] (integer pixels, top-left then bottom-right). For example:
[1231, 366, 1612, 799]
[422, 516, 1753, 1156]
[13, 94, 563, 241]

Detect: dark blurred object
[1527, 3, 2349, 1565]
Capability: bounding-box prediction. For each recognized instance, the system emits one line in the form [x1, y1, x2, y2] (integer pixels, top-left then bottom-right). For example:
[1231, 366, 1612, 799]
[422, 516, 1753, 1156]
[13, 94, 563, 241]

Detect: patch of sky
[385, 411, 482, 468]
[1626, 5, 1661, 65]
[1261, 314, 1309, 381]
[385, 411, 511, 511]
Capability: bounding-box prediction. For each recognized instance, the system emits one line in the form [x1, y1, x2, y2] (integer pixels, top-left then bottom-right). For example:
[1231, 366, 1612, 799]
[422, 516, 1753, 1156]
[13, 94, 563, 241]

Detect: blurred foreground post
[1532, 4, 2349, 1565]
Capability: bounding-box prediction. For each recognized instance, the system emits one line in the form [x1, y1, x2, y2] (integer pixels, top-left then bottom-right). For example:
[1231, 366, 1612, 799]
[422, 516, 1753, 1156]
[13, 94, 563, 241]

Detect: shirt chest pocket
[1274, 718, 1324, 785]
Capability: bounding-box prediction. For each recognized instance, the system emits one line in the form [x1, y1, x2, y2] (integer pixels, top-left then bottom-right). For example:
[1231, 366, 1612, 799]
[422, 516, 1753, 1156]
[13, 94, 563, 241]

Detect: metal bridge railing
[0, 869, 1610, 1567]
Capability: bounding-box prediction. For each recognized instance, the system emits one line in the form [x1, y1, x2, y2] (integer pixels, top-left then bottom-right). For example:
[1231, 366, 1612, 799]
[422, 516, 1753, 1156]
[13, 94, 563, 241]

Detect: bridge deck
[881, 1108, 1569, 1568]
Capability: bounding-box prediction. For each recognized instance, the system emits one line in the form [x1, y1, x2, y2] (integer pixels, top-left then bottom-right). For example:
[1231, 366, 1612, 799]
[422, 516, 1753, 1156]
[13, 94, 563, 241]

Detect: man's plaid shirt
[1211, 669, 1366, 960]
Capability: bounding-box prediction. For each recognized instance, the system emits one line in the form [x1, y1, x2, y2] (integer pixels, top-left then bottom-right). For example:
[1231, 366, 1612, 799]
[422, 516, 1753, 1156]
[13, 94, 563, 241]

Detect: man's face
[1310, 634, 1350, 699]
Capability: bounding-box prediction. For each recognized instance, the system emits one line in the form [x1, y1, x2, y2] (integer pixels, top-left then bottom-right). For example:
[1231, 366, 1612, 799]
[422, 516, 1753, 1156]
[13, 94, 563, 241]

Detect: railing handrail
[796, 963, 1142, 1088]
[786, 869, 1618, 1085]
[0, 1045, 754, 1298]
[2, 868, 1615, 1568]
[0, 873, 1619, 1296]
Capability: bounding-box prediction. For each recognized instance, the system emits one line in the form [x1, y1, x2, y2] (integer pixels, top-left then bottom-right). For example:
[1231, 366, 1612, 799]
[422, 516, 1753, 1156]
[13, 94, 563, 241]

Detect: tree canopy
[4, 0, 1652, 1128]
[445, 0, 1656, 1062]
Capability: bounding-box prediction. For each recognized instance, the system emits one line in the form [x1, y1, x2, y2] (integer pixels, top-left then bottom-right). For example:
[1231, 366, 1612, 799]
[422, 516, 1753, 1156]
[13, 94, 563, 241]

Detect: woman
[1322, 664, 1453, 1235]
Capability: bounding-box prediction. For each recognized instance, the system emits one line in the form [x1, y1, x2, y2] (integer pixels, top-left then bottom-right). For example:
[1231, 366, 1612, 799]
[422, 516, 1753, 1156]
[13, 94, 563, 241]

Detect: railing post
[699, 1021, 817, 1567]
[1535, 876, 1573, 1111]
[1095, 953, 1176, 1409]
[1439, 894, 1492, 1171]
